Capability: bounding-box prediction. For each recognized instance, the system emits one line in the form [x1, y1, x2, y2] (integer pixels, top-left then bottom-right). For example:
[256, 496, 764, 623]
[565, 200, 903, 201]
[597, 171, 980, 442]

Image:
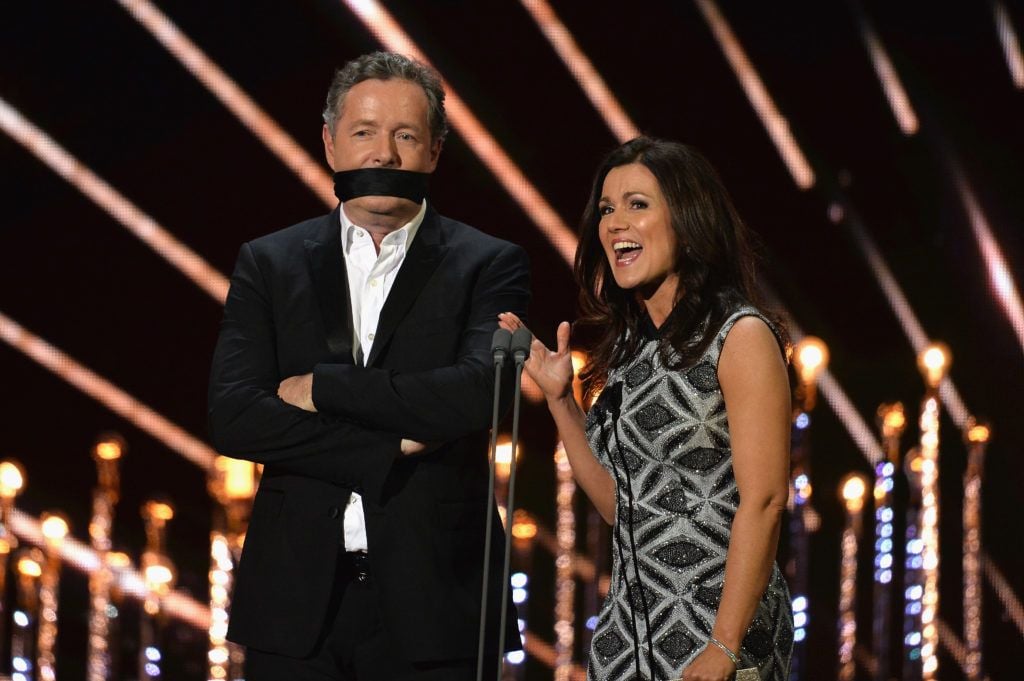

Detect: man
[208, 51, 530, 680]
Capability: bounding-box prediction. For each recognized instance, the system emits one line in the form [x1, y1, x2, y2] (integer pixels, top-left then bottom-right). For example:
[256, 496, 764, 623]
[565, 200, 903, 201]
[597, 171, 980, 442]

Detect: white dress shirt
[338, 200, 427, 552]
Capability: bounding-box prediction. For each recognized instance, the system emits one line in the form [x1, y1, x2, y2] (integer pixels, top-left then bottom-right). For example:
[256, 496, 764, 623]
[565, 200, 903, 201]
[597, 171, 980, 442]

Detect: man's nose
[370, 135, 399, 168]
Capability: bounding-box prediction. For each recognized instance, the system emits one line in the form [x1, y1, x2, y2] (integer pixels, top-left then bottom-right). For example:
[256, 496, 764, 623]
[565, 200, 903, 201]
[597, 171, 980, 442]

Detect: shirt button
[367, 333, 375, 341]
[370, 279, 378, 287]
[328, 506, 340, 519]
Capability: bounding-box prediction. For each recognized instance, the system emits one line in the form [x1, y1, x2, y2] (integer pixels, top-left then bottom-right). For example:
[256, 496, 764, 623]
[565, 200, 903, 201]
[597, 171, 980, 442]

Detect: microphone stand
[477, 329, 512, 681]
[495, 327, 532, 681]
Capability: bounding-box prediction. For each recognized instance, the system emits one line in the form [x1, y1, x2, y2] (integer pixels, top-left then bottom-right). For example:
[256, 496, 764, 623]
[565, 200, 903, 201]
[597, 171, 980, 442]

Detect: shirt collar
[339, 200, 427, 252]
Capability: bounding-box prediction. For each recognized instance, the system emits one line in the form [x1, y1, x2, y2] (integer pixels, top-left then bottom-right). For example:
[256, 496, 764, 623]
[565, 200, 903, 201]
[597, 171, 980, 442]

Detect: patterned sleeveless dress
[585, 306, 794, 681]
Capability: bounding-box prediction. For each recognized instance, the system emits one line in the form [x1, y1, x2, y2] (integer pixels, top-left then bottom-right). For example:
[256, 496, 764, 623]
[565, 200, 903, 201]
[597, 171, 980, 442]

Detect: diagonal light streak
[340, 0, 577, 265]
[833, 202, 970, 428]
[116, 0, 336, 207]
[848, 0, 919, 135]
[693, 0, 815, 189]
[982, 551, 1024, 640]
[0, 309, 216, 471]
[11, 507, 211, 630]
[0, 96, 228, 304]
[993, 1, 1024, 89]
[936, 618, 992, 681]
[773, 299, 887, 465]
[951, 165, 1024, 361]
[518, 0, 639, 143]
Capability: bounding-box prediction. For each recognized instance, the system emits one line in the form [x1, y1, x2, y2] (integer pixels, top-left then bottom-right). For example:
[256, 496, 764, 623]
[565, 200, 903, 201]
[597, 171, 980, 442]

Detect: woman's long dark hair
[575, 136, 780, 401]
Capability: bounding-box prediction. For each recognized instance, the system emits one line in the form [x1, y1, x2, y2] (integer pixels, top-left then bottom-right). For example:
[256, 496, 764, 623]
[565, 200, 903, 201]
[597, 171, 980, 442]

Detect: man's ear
[322, 124, 337, 171]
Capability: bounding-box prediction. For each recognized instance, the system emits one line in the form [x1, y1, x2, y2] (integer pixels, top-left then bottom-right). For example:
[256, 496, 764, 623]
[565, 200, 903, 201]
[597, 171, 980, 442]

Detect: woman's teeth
[613, 241, 642, 263]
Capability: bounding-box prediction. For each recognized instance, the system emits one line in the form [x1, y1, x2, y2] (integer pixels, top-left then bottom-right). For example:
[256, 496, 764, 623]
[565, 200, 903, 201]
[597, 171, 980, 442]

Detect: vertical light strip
[849, 1, 919, 135]
[981, 552, 1024, 639]
[341, 0, 577, 264]
[962, 428, 988, 681]
[0, 310, 217, 471]
[693, 0, 815, 189]
[993, 1, 1024, 89]
[952, 168, 1024, 360]
[917, 396, 941, 679]
[208, 532, 233, 680]
[518, 0, 639, 143]
[0, 96, 228, 304]
[553, 444, 576, 680]
[116, 0, 337, 207]
[9, 508, 210, 631]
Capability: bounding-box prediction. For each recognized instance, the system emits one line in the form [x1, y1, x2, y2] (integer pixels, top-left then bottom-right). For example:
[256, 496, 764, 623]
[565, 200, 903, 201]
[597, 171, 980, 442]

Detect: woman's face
[598, 163, 680, 299]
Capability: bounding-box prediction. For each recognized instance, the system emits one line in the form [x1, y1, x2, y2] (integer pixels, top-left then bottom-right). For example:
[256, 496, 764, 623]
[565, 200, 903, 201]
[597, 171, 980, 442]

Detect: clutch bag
[734, 668, 760, 681]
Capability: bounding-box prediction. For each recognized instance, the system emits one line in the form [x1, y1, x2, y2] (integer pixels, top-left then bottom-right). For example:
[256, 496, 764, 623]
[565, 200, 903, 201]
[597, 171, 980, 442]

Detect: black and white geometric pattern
[585, 307, 794, 681]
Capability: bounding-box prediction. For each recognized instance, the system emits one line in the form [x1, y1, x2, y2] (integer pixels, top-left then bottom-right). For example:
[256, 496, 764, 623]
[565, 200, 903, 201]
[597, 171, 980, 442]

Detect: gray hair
[322, 51, 449, 144]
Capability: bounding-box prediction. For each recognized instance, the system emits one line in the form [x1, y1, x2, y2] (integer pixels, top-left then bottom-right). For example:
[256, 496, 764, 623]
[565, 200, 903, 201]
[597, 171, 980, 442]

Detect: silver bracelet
[707, 635, 740, 665]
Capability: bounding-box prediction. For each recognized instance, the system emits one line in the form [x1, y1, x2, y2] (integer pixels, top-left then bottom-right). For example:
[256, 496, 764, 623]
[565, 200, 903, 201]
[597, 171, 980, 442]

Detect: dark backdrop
[2, 2, 1022, 679]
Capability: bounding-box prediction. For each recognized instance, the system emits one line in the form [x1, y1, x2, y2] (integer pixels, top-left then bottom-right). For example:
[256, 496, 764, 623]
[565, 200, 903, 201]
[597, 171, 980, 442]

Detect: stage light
[0, 460, 26, 499]
[849, 1, 918, 134]
[693, 0, 815, 189]
[917, 343, 951, 389]
[993, 1, 1024, 89]
[512, 511, 538, 541]
[0, 310, 217, 471]
[553, 443, 576, 681]
[518, 0, 639, 143]
[962, 417, 988, 680]
[0, 98, 228, 303]
[837, 473, 867, 680]
[115, 0, 335, 207]
[40, 514, 69, 548]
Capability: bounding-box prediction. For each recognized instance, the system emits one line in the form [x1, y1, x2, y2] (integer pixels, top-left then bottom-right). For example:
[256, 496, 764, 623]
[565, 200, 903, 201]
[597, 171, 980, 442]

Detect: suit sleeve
[310, 242, 530, 442]
[207, 242, 400, 499]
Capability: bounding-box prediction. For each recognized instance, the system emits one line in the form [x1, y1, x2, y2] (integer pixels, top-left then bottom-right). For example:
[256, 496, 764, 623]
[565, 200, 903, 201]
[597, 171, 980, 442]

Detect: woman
[499, 137, 793, 681]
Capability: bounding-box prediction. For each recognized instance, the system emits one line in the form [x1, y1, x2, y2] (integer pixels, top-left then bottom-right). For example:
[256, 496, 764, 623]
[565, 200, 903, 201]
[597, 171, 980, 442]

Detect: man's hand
[278, 374, 316, 412]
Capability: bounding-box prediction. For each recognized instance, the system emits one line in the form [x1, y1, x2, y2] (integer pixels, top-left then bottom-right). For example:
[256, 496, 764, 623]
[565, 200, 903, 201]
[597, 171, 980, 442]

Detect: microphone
[510, 327, 532, 365]
[491, 328, 512, 367]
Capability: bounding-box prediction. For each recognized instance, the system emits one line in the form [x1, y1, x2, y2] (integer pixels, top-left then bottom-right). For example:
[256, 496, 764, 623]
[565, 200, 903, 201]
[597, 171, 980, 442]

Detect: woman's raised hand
[497, 313, 575, 404]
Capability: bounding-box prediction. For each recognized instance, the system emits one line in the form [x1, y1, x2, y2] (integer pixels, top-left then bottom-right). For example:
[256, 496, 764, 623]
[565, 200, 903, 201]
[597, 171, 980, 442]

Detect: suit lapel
[304, 208, 355, 364]
[366, 208, 448, 368]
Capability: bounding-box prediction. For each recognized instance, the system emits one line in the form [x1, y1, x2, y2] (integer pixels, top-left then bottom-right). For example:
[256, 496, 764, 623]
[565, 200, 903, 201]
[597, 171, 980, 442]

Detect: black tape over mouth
[333, 168, 430, 203]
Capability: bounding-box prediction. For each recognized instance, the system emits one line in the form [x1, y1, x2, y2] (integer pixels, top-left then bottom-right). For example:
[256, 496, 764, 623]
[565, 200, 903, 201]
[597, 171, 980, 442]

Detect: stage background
[1, 1, 1023, 679]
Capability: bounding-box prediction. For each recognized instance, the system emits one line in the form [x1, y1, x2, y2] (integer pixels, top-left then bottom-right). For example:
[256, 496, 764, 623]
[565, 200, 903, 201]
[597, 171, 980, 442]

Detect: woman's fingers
[555, 321, 571, 355]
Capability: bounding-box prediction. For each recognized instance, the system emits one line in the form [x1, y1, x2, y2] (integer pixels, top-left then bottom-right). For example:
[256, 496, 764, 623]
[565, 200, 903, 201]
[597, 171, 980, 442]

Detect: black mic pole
[495, 327, 532, 681]
[477, 328, 512, 681]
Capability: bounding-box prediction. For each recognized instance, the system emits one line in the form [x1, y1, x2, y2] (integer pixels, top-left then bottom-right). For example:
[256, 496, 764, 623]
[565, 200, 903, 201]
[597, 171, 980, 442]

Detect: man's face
[322, 78, 441, 219]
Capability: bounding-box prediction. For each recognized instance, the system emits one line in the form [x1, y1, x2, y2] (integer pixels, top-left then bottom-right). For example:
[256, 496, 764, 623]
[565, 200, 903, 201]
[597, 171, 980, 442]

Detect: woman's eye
[599, 205, 613, 216]
[630, 200, 648, 210]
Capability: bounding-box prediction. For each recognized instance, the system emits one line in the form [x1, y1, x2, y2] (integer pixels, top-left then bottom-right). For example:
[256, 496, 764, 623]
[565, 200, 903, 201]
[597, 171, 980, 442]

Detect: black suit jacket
[208, 206, 530, 661]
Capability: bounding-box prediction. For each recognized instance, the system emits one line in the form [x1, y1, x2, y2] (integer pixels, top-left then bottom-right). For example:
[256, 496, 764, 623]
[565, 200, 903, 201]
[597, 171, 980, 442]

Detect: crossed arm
[208, 241, 530, 498]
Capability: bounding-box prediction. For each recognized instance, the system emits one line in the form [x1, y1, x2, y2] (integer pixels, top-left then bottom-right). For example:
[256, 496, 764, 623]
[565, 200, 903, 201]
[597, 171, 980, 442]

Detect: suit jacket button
[328, 506, 340, 519]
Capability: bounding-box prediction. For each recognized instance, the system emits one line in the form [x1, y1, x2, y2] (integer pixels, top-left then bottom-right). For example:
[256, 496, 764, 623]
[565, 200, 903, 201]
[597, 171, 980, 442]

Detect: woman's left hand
[680, 645, 737, 681]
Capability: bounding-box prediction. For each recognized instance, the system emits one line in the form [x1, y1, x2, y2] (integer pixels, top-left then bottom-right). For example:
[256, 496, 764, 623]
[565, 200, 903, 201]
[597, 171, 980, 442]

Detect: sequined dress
[585, 307, 794, 681]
